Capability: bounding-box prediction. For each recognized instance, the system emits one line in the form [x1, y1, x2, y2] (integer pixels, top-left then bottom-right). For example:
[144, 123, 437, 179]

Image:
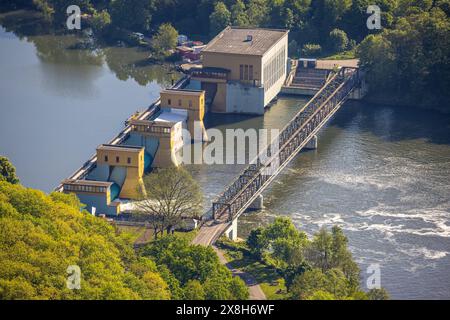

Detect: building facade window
[116, 156, 120, 163]
[189, 100, 192, 108]
[168, 99, 171, 105]
[178, 99, 182, 106]
[240, 64, 254, 81]
[263, 45, 286, 92]
[104, 155, 108, 162]
[127, 157, 131, 164]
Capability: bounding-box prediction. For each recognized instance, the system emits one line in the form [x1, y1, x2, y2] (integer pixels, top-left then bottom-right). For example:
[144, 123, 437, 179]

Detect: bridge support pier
[224, 217, 238, 241]
[305, 135, 318, 150]
[247, 195, 264, 211]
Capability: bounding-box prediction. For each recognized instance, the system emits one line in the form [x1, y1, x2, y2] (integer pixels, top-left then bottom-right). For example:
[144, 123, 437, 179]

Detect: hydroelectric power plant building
[60, 26, 289, 216]
[61, 87, 207, 216]
[191, 26, 289, 114]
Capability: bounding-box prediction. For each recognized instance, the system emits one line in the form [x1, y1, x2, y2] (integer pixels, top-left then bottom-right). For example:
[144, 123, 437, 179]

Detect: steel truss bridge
[193, 67, 361, 245]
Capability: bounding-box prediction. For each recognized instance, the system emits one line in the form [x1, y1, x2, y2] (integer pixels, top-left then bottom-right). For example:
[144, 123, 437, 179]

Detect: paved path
[317, 59, 359, 69]
[213, 247, 266, 300]
[192, 220, 230, 246]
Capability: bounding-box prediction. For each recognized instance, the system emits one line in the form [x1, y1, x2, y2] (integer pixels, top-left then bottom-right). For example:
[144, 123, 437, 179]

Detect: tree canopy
[0, 182, 169, 299]
[245, 217, 386, 300]
[134, 167, 202, 239]
[0, 157, 19, 184]
[140, 235, 249, 299]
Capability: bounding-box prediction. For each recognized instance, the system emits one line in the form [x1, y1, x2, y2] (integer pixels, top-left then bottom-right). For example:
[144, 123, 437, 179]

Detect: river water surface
[1, 11, 449, 300]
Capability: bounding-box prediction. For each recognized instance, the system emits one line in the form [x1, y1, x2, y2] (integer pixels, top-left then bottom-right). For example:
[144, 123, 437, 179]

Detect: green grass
[217, 238, 290, 300]
[116, 225, 147, 243]
[174, 229, 198, 242]
[322, 49, 357, 60]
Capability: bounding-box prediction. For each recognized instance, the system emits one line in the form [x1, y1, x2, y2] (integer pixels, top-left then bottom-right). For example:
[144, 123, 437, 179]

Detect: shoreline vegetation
[0, 156, 249, 300]
[216, 217, 389, 300]
[1, 1, 449, 111]
[0, 157, 389, 300]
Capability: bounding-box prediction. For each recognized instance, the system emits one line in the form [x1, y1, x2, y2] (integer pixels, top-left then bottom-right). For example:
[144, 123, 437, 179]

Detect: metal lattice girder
[211, 68, 359, 222]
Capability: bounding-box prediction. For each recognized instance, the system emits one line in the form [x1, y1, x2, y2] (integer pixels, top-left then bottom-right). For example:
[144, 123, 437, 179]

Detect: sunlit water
[187, 89, 450, 301]
[1, 11, 449, 300]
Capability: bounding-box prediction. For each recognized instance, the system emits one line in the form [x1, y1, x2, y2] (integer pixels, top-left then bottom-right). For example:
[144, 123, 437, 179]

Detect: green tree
[0, 182, 169, 299]
[91, 9, 111, 34]
[0, 157, 19, 184]
[306, 290, 336, 300]
[246, 0, 269, 27]
[357, 8, 450, 108]
[229, 276, 249, 300]
[141, 235, 249, 300]
[282, 7, 294, 29]
[110, 0, 155, 32]
[253, 217, 308, 269]
[302, 43, 322, 57]
[184, 280, 206, 300]
[307, 227, 333, 272]
[328, 28, 349, 52]
[209, 2, 231, 36]
[151, 23, 179, 57]
[290, 268, 328, 299]
[231, 0, 249, 26]
[134, 167, 202, 238]
[367, 288, 390, 300]
[246, 227, 266, 259]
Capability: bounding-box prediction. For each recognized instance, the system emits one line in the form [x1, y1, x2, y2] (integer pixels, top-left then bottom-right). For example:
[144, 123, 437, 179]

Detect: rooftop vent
[246, 35, 253, 42]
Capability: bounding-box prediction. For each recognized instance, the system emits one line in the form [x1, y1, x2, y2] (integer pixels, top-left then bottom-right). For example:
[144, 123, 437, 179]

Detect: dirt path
[213, 247, 266, 300]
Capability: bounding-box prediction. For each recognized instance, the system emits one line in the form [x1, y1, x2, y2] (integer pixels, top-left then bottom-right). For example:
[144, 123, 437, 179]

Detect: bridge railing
[211, 67, 359, 221]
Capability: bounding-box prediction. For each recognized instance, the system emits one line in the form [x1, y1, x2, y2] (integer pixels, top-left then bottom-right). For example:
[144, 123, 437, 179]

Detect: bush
[328, 28, 349, 52]
[302, 43, 322, 57]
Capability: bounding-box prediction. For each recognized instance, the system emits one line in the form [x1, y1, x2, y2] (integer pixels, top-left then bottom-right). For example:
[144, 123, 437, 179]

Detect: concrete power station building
[191, 26, 289, 114]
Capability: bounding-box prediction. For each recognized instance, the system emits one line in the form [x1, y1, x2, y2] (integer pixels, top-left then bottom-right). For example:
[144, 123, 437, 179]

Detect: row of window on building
[132, 124, 171, 134]
[104, 155, 132, 164]
[167, 98, 194, 108]
[263, 46, 286, 92]
[64, 184, 107, 194]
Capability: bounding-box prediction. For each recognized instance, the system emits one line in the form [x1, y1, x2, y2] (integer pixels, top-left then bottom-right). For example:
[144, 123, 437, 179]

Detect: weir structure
[193, 66, 361, 245]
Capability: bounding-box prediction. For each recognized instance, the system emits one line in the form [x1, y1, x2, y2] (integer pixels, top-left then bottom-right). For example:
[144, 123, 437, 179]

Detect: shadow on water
[204, 112, 263, 130]
[332, 100, 450, 145]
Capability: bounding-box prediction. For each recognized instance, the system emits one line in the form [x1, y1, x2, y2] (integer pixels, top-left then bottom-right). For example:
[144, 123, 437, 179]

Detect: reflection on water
[0, 11, 177, 192]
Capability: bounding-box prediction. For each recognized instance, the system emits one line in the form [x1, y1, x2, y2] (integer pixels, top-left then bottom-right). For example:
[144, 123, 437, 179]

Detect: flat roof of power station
[203, 26, 288, 56]
[97, 144, 144, 153]
[160, 88, 204, 96]
[154, 110, 187, 124]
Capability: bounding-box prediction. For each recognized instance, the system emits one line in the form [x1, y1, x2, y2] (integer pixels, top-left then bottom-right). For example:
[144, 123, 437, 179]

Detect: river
[1, 10, 449, 300]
